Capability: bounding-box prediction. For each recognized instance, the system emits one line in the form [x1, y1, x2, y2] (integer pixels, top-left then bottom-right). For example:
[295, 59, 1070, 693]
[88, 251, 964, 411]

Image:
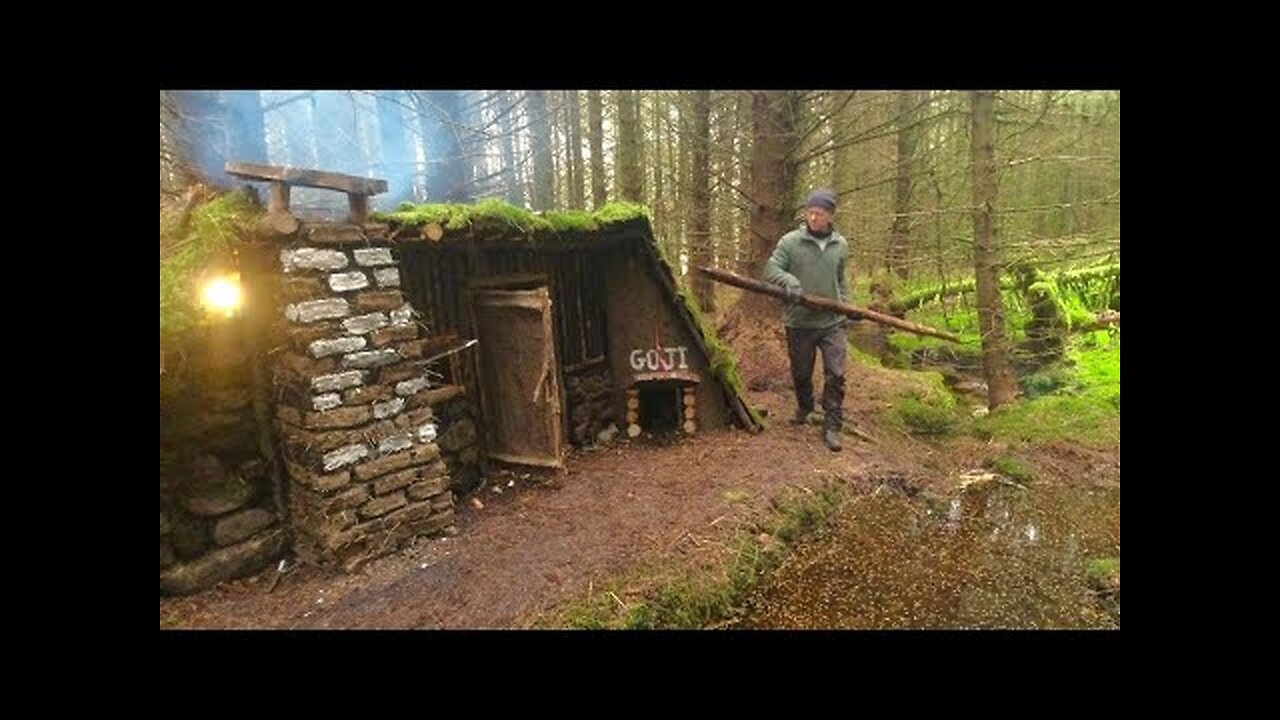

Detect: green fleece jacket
[763, 224, 850, 328]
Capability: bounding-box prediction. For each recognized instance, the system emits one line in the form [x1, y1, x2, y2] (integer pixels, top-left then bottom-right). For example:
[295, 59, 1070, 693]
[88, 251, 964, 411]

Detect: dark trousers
[786, 322, 847, 429]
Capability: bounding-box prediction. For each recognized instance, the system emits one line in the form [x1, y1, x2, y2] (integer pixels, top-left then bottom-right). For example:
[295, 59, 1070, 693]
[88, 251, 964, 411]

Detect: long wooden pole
[696, 266, 965, 344]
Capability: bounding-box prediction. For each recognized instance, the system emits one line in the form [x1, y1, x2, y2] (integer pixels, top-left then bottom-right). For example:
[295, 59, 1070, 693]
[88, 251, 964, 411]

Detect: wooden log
[627, 423, 642, 438]
[269, 181, 291, 213]
[683, 392, 696, 407]
[258, 210, 299, 238]
[626, 410, 639, 424]
[695, 266, 964, 344]
[627, 397, 640, 410]
[423, 223, 445, 242]
[683, 420, 697, 434]
[348, 194, 368, 225]
[683, 406, 696, 420]
[1076, 310, 1120, 332]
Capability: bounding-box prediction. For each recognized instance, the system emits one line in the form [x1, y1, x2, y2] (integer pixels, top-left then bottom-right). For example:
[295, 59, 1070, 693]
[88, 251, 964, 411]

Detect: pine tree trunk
[550, 93, 562, 208]
[690, 89, 714, 312]
[833, 91, 858, 279]
[568, 91, 586, 209]
[616, 90, 645, 202]
[888, 90, 922, 280]
[528, 90, 555, 210]
[439, 91, 468, 202]
[653, 93, 666, 244]
[970, 90, 1019, 409]
[499, 91, 521, 205]
[588, 90, 607, 209]
[744, 91, 800, 317]
[735, 90, 754, 274]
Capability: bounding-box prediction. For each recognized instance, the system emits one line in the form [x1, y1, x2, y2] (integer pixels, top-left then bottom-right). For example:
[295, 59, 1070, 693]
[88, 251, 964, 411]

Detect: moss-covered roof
[372, 199, 649, 238]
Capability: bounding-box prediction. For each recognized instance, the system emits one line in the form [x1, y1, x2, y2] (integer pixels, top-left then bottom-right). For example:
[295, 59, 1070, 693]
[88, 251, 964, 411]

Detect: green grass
[159, 190, 261, 338]
[985, 456, 1037, 484]
[895, 397, 959, 436]
[970, 334, 1120, 445]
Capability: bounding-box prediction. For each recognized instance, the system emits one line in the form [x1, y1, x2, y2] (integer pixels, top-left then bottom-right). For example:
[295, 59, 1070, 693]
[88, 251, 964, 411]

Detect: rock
[160, 528, 286, 595]
[237, 459, 267, 482]
[596, 423, 619, 444]
[437, 418, 478, 453]
[170, 515, 210, 559]
[180, 455, 255, 517]
[213, 508, 276, 547]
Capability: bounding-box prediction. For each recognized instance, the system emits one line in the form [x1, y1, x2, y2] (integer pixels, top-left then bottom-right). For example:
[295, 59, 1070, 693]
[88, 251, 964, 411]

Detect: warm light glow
[201, 274, 242, 316]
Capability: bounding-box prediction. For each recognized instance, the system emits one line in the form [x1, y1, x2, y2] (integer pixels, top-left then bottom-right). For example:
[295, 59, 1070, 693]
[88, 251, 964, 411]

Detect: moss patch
[374, 199, 649, 235]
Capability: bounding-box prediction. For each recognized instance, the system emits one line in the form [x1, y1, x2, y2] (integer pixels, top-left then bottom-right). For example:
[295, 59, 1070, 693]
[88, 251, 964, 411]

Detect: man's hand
[784, 284, 804, 305]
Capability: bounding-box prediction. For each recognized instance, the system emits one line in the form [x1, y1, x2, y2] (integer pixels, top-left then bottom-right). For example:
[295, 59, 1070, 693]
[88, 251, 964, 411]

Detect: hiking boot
[823, 428, 843, 452]
[791, 408, 813, 425]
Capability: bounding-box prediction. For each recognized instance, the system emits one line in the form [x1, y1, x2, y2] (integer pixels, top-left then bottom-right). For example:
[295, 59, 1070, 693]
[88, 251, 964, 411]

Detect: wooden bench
[224, 161, 388, 225]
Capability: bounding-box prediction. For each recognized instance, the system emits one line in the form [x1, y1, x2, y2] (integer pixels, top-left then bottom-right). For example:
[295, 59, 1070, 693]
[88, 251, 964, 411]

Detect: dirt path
[160, 383, 897, 629]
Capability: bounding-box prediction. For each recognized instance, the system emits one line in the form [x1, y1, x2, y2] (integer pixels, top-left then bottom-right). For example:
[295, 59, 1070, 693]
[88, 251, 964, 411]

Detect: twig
[843, 423, 878, 444]
[266, 561, 290, 593]
[607, 591, 627, 611]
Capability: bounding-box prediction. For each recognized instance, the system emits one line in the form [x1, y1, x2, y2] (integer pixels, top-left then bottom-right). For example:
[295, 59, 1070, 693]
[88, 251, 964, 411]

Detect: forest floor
[160, 318, 1119, 630]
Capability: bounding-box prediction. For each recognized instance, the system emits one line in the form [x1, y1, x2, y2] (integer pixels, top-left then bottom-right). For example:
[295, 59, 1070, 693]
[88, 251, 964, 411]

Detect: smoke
[164, 90, 499, 213]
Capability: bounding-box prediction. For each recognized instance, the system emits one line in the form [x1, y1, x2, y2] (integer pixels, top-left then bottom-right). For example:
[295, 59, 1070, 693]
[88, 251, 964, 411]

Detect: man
[764, 189, 849, 452]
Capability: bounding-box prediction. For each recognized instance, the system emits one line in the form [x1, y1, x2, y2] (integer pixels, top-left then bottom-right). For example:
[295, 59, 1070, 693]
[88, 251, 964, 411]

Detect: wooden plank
[487, 452, 563, 469]
[474, 288, 552, 312]
[419, 384, 466, 406]
[225, 161, 388, 196]
[467, 273, 549, 290]
[541, 289, 565, 461]
[564, 355, 607, 374]
[633, 369, 702, 384]
[574, 254, 587, 362]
